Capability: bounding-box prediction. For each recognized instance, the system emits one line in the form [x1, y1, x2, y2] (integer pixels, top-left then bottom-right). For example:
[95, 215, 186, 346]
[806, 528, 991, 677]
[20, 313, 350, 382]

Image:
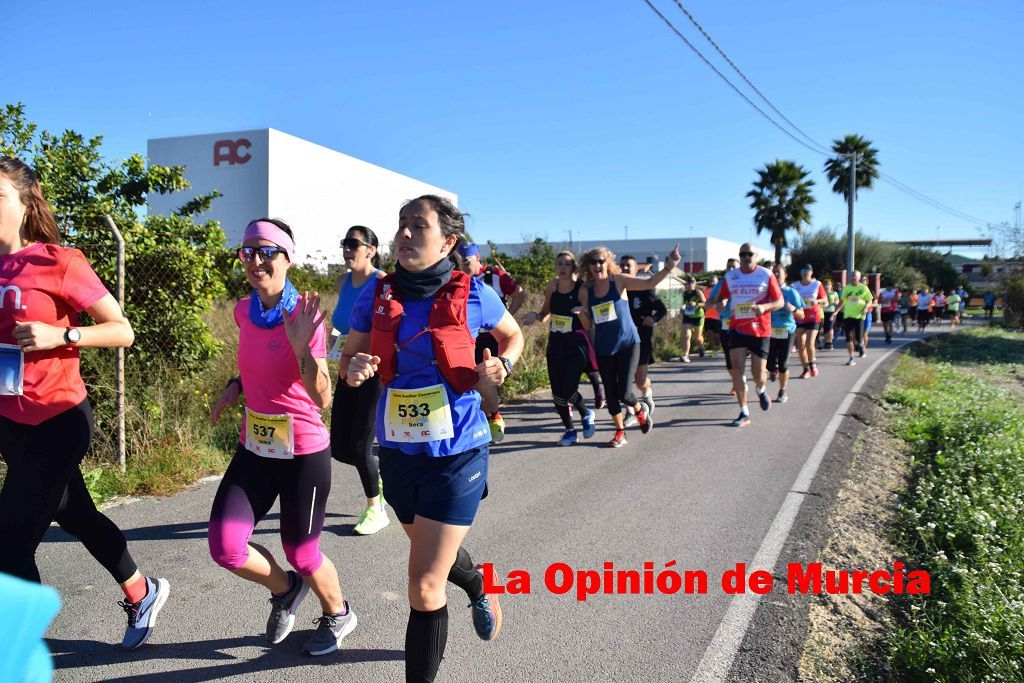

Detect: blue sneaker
[120, 577, 170, 650]
[469, 564, 502, 641]
[582, 410, 596, 439]
[557, 429, 578, 447]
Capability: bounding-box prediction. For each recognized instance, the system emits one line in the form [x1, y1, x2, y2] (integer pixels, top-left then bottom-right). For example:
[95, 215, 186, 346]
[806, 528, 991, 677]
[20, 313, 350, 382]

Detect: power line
[639, 0, 830, 158]
[643, 0, 1001, 227]
[667, 0, 832, 156]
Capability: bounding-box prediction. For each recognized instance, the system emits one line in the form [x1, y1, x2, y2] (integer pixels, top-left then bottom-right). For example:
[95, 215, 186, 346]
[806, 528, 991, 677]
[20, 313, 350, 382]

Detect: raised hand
[282, 291, 327, 355]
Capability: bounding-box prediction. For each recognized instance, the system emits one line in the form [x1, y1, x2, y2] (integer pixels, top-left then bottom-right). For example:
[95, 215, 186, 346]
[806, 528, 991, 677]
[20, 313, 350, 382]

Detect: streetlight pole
[846, 152, 858, 274]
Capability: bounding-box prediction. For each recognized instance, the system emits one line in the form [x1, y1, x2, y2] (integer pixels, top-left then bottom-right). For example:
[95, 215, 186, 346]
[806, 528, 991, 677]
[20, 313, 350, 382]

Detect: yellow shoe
[488, 413, 506, 444]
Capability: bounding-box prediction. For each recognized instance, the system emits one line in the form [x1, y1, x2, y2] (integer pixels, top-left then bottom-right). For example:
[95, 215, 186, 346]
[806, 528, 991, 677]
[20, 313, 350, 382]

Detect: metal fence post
[102, 215, 126, 471]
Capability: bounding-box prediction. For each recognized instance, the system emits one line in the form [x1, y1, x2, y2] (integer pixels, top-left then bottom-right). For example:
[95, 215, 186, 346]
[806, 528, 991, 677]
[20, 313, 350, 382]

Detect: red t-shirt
[719, 265, 782, 338]
[0, 243, 109, 425]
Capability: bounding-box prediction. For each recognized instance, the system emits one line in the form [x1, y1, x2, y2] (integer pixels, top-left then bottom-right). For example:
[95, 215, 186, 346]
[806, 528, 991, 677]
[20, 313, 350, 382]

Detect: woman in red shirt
[0, 157, 169, 650]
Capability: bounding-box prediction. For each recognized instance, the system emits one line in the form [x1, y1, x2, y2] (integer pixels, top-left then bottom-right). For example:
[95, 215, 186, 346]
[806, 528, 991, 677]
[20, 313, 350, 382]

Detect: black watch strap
[498, 356, 514, 377]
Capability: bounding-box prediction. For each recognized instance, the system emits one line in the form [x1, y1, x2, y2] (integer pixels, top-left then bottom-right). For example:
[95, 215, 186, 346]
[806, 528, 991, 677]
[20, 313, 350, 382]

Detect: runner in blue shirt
[343, 195, 524, 682]
[767, 264, 805, 404]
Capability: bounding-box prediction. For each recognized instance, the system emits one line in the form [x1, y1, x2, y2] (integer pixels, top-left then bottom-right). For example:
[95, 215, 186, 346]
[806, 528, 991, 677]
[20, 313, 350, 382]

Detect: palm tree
[823, 134, 880, 201]
[747, 160, 816, 265]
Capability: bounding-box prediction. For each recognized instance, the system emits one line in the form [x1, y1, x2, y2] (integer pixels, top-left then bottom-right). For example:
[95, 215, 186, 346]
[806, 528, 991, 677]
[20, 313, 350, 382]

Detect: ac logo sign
[213, 139, 252, 166]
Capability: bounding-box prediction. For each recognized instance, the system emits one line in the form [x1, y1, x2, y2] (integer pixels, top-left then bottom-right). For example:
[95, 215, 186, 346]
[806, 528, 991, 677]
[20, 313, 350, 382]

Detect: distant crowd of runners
[0, 154, 991, 681]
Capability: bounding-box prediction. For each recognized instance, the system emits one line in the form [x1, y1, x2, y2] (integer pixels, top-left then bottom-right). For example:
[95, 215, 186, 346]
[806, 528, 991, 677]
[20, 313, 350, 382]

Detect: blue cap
[458, 242, 481, 259]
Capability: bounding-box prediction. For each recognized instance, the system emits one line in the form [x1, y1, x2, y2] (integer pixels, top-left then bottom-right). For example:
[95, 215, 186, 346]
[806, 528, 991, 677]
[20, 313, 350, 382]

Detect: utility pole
[846, 152, 858, 274]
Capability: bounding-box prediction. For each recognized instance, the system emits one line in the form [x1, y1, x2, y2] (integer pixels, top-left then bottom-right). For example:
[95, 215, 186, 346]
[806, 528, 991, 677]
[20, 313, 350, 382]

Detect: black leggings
[721, 329, 733, 371]
[547, 338, 589, 430]
[0, 400, 138, 584]
[331, 376, 381, 499]
[767, 334, 794, 374]
[208, 445, 332, 576]
[597, 345, 640, 417]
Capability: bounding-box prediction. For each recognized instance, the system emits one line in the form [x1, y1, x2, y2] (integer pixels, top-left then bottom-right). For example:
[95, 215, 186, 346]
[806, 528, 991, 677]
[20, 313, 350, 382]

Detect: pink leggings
[208, 445, 331, 576]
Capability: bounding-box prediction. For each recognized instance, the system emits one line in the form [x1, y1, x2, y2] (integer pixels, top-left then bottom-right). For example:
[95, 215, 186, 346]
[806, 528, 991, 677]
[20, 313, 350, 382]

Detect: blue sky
[6, 0, 1022, 255]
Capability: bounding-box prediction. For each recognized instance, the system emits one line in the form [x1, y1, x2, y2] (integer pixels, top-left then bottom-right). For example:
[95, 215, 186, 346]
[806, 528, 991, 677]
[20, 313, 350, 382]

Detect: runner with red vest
[791, 265, 826, 378]
[0, 157, 170, 650]
[344, 196, 524, 683]
[458, 242, 526, 444]
[706, 243, 784, 427]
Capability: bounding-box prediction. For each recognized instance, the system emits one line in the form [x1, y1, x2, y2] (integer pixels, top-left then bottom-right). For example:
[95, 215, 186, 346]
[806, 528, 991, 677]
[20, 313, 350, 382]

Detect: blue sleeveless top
[588, 278, 640, 356]
[332, 270, 381, 334]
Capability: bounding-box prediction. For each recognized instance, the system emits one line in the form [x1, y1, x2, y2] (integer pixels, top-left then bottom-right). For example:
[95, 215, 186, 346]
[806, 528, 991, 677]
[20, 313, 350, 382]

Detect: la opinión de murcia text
[481, 562, 930, 602]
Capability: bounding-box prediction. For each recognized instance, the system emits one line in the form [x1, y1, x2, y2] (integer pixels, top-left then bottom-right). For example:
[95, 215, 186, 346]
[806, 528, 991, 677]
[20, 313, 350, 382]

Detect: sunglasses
[341, 237, 369, 250]
[591, 259, 607, 266]
[739, 251, 754, 257]
[238, 246, 286, 263]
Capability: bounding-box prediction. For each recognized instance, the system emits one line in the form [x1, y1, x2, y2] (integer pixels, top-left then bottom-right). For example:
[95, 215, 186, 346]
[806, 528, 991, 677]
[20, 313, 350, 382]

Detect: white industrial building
[491, 236, 775, 273]
[147, 128, 457, 265]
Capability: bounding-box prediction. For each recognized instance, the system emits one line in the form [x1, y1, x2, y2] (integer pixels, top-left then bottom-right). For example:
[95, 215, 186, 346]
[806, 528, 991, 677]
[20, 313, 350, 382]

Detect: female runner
[209, 218, 355, 656]
[343, 195, 524, 682]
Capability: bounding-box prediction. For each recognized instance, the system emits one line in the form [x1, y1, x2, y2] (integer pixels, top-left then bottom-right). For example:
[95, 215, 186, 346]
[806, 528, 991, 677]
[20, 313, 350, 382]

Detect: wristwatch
[64, 327, 81, 346]
[497, 355, 515, 378]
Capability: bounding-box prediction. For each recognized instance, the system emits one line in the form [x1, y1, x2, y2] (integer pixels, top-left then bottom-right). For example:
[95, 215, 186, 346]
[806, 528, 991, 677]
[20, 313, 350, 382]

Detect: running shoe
[582, 410, 596, 439]
[302, 605, 358, 656]
[469, 564, 503, 641]
[799, 368, 811, 379]
[636, 403, 653, 434]
[731, 412, 750, 428]
[266, 570, 310, 644]
[120, 577, 170, 650]
[846, 358, 857, 366]
[682, 356, 691, 364]
[777, 389, 788, 404]
[558, 429, 578, 447]
[810, 364, 819, 377]
[623, 408, 638, 428]
[488, 413, 506, 444]
[353, 502, 390, 536]
[757, 389, 771, 412]
[609, 430, 627, 448]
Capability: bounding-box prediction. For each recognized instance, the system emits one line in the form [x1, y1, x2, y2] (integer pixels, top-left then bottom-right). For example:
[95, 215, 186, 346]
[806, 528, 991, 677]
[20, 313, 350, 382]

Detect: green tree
[486, 238, 556, 293]
[823, 134, 880, 201]
[0, 102, 228, 375]
[746, 160, 816, 265]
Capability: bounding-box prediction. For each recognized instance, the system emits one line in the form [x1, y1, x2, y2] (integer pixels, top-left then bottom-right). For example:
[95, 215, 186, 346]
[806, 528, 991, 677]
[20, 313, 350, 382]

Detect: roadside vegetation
[881, 328, 1024, 680]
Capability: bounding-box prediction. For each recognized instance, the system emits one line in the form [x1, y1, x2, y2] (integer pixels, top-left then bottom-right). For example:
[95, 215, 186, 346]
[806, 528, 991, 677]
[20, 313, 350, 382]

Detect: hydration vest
[369, 270, 479, 394]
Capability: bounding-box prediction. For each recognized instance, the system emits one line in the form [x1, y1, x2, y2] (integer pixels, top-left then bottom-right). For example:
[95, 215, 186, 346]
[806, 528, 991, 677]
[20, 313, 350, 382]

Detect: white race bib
[733, 302, 756, 319]
[384, 384, 455, 443]
[591, 301, 618, 324]
[245, 407, 294, 459]
[771, 326, 789, 339]
[327, 330, 347, 361]
[550, 314, 573, 334]
[0, 344, 23, 396]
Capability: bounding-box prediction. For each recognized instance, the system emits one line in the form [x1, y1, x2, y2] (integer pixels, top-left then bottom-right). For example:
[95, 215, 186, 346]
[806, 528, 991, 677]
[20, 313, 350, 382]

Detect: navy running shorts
[379, 444, 489, 526]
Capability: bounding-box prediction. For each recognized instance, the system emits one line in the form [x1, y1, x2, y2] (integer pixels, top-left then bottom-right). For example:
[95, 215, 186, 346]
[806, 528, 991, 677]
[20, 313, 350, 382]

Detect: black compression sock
[555, 404, 573, 430]
[570, 391, 588, 417]
[405, 605, 448, 683]
[447, 546, 484, 600]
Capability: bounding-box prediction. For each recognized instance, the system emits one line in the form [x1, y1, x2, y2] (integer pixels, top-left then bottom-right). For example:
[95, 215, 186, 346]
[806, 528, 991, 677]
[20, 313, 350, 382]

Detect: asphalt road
[40, 327, 926, 682]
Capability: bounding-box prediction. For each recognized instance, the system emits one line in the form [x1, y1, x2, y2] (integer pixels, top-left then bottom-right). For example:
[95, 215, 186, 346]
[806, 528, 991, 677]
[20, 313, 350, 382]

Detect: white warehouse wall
[147, 129, 270, 238]
[146, 128, 456, 266]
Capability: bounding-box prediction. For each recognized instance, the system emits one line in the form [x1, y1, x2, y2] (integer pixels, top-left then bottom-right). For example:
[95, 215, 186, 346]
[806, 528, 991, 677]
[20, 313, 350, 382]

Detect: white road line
[690, 342, 909, 682]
